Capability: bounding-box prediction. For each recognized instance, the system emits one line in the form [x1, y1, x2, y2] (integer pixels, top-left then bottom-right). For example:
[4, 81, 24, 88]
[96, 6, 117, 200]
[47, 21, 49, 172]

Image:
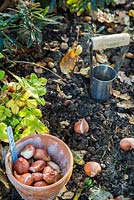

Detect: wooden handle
[92, 33, 130, 50]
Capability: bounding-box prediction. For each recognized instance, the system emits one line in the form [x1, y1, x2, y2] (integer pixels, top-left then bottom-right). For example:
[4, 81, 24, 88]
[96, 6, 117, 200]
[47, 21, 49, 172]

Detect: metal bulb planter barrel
[89, 33, 130, 101]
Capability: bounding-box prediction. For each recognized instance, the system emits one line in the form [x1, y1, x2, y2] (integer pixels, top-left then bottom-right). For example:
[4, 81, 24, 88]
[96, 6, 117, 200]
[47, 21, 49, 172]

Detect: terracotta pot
[5, 134, 73, 200]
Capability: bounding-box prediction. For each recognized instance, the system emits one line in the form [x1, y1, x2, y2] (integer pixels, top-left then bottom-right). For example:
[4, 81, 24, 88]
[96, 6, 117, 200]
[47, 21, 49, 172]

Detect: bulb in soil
[120, 138, 134, 151]
[84, 161, 101, 177]
[74, 119, 89, 134]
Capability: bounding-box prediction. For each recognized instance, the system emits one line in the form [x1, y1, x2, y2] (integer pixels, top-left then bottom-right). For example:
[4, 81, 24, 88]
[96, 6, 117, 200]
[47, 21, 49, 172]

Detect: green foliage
[66, 0, 114, 16]
[0, 0, 61, 51]
[0, 70, 49, 142]
[73, 178, 94, 200]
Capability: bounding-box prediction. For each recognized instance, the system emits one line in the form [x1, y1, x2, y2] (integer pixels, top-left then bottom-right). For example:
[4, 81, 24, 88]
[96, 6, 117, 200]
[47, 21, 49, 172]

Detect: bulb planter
[5, 134, 73, 200]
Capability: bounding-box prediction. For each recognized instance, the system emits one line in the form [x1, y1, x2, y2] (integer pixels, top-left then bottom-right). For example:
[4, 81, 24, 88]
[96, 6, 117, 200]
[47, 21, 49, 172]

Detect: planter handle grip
[91, 33, 130, 50]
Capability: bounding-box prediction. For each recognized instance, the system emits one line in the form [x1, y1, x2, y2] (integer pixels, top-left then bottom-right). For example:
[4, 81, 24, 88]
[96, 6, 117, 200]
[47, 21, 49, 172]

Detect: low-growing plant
[66, 0, 115, 16]
[0, 0, 61, 52]
[0, 70, 49, 142]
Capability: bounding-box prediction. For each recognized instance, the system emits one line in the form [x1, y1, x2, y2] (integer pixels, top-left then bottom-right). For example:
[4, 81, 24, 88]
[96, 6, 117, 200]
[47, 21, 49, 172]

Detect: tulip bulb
[33, 180, 48, 187]
[14, 171, 33, 186]
[120, 138, 134, 151]
[74, 119, 89, 134]
[13, 157, 29, 175]
[43, 166, 62, 184]
[47, 161, 61, 172]
[32, 172, 43, 182]
[33, 148, 51, 161]
[20, 144, 35, 159]
[29, 160, 46, 173]
[84, 161, 101, 177]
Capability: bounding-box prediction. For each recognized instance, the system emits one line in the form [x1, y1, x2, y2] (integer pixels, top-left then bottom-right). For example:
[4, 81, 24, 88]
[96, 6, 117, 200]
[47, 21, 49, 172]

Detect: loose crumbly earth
[0, 1, 134, 199]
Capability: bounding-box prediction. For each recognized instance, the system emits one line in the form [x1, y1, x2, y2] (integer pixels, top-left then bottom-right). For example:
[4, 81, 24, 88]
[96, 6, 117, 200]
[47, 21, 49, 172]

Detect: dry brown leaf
[60, 45, 82, 74]
[117, 113, 134, 125]
[56, 84, 72, 99]
[118, 71, 132, 85]
[96, 53, 108, 64]
[128, 115, 134, 125]
[117, 100, 134, 109]
[97, 9, 114, 23]
[0, 168, 10, 189]
[79, 67, 90, 78]
[112, 89, 130, 100]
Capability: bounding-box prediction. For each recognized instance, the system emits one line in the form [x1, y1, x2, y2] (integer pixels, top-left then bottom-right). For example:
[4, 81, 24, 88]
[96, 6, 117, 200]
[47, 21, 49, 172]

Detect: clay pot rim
[5, 134, 74, 190]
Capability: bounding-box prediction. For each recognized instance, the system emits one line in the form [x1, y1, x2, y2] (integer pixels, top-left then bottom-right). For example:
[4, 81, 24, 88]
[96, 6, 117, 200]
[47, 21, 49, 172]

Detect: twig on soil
[5, 58, 67, 83]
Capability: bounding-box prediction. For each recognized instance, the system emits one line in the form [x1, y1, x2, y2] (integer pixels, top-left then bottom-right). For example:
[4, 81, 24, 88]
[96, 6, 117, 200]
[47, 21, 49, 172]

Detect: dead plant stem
[6, 58, 67, 83]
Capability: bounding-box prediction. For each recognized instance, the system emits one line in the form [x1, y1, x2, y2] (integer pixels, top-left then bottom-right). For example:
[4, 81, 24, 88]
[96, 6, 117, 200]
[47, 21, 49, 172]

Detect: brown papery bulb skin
[32, 172, 43, 182]
[74, 119, 89, 134]
[33, 180, 48, 187]
[43, 166, 60, 184]
[120, 138, 134, 151]
[84, 161, 102, 177]
[14, 171, 33, 186]
[20, 144, 35, 159]
[13, 157, 29, 175]
[29, 160, 46, 173]
[33, 148, 51, 161]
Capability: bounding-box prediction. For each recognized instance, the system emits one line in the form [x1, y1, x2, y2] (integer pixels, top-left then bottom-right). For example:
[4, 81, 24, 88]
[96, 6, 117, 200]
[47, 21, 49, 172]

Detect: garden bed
[0, 1, 134, 199]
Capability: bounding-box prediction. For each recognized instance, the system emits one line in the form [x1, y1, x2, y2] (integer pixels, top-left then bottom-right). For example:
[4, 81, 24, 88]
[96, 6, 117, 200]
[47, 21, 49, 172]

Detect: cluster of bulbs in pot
[13, 144, 62, 186]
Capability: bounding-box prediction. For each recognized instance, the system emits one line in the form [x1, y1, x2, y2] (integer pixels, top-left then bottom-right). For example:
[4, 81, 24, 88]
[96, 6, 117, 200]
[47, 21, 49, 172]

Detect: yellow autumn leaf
[128, 10, 134, 17]
[60, 45, 82, 75]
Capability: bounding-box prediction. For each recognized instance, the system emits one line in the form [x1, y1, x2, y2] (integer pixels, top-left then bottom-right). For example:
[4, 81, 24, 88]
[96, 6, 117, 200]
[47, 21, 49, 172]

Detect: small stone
[60, 42, 68, 50]
[125, 52, 134, 58]
[48, 61, 55, 68]
[62, 191, 74, 199]
[45, 57, 53, 62]
[83, 16, 91, 22]
[52, 68, 57, 73]
[107, 27, 114, 33]
[124, 174, 128, 180]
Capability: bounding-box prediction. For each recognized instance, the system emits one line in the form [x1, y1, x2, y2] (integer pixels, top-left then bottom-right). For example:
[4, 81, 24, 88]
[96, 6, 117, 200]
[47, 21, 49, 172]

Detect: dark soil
[0, 2, 134, 200]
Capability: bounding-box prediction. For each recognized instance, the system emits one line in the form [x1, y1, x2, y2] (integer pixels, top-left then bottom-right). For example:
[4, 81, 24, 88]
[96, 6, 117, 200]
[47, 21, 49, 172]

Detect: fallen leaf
[117, 113, 134, 125]
[117, 100, 134, 109]
[72, 150, 87, 165]
[57, 84, 72, 99]
[60, 45, 82, 74]
[0, 167, 10, 189]
[79, 67, 90, 78]
[127, 115, 134, 125]
[112, 90, 130, 100]
[117, 113, 128, 119]
[75, 45, 83, 56]
[97, 9, 114, 23]
[96, 53, 108, 64]
[114, 0, 127, 5]
[118, 71, 127, 82]
[88, 187, 113, 200]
